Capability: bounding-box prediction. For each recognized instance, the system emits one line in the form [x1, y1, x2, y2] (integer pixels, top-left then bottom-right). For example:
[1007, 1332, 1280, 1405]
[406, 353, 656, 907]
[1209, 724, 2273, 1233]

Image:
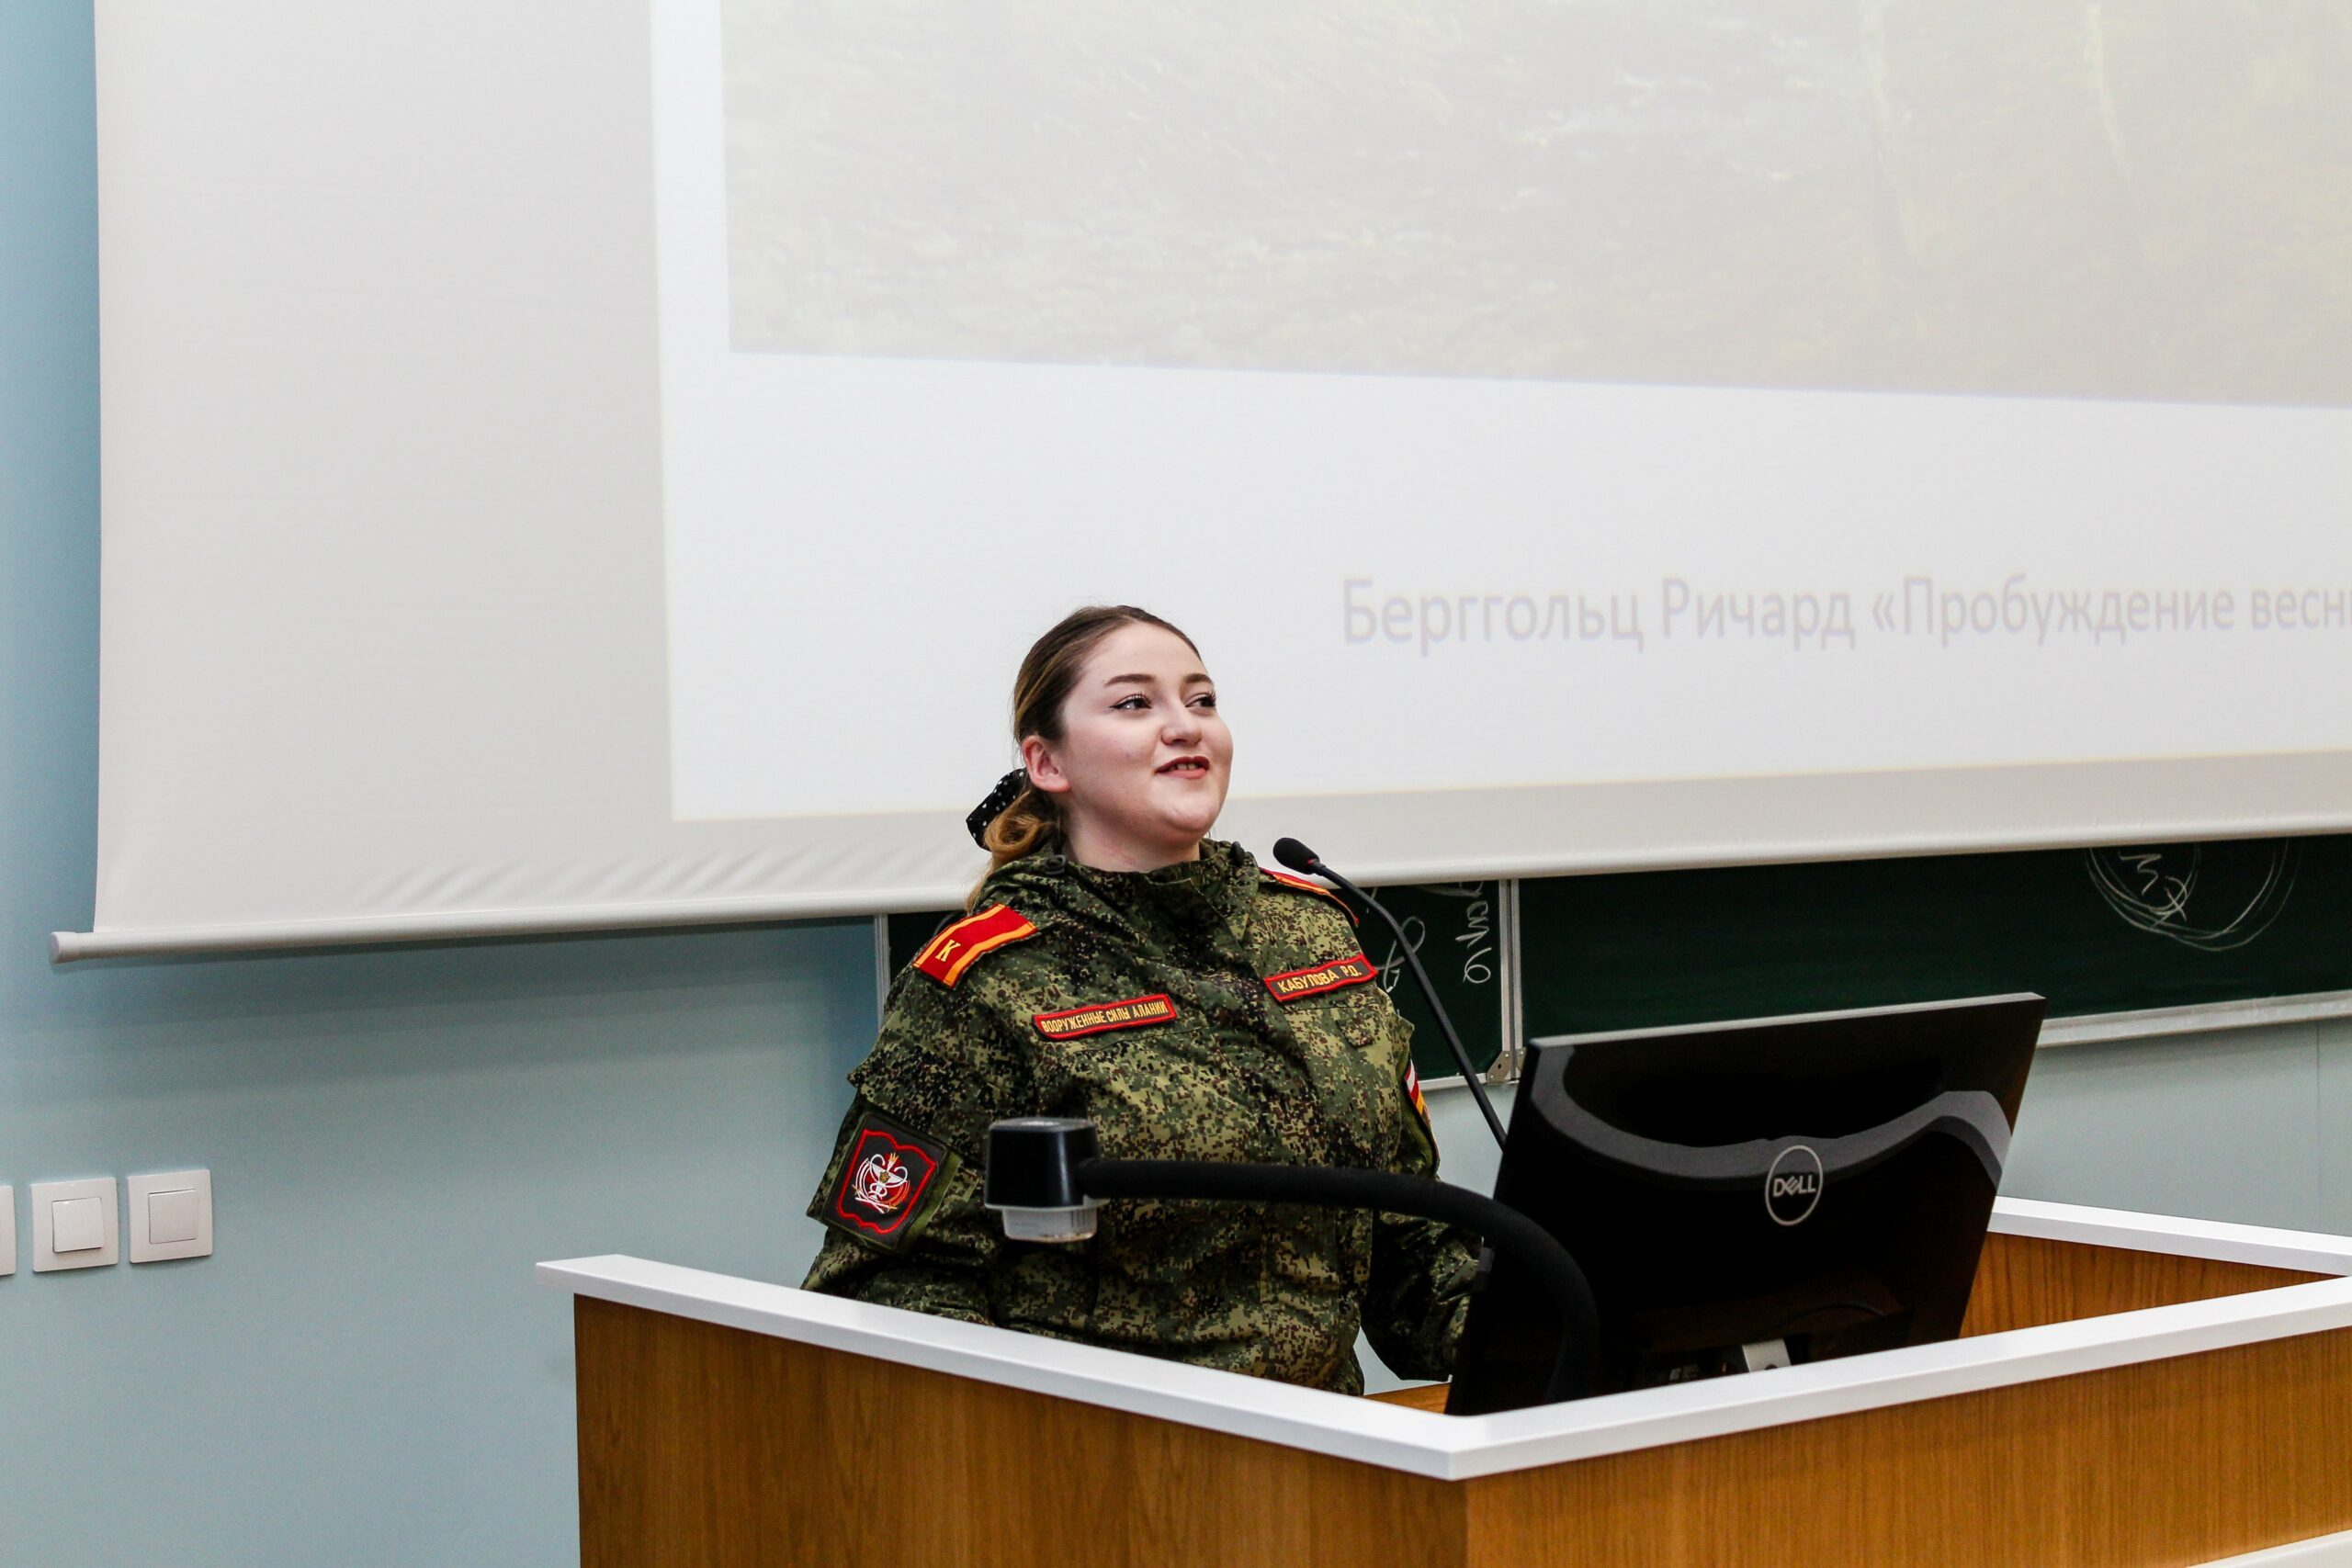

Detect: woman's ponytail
[980, 784, 1059, 869]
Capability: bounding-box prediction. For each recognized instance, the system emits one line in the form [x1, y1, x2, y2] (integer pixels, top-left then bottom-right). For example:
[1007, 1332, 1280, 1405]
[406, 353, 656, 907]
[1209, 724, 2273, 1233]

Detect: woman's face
[1023, 622, 1233, 872]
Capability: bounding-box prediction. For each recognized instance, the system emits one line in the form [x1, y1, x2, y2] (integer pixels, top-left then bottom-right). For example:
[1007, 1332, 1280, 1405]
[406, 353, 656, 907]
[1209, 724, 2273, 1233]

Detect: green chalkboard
[883, 875, 1508, 1084]
[1517, 834, 2352, 1040]
[1360, 881, 1510, 1081]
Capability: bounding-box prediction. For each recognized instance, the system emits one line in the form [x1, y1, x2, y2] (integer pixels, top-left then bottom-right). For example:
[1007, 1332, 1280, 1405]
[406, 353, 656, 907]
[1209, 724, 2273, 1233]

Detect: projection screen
[65, 0, 2352, 957]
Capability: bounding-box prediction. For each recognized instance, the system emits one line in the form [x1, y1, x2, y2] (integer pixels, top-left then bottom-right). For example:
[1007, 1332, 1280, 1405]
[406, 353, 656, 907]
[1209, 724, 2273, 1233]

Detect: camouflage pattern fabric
[802, 840, 1479, 1394]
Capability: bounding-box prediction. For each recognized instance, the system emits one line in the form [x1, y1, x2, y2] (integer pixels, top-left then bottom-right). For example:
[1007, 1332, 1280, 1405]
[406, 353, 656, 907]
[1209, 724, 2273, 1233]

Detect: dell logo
[1766, 1145, 1825, 1226]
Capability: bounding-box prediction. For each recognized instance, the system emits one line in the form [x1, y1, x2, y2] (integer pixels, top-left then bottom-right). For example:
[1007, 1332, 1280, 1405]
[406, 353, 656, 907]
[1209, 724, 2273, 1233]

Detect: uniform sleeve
[799, 966, 1039, 1325]
[1361, 1010, 1483, 1382]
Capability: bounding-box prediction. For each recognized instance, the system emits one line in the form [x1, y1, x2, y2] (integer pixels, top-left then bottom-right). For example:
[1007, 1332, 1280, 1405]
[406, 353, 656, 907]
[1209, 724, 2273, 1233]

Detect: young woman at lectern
[800, 604, 1476, 1393]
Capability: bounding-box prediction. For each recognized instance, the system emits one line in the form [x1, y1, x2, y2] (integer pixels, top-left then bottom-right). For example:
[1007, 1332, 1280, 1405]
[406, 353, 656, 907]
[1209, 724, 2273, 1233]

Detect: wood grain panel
[575, 1298, 1465, 1568]
[579, 1225, 2352, 1568]
[1961, 1232, 2325, 1337]
[1461, 1325, 2352, 1567]
[1367, 1382, 1450, 1413]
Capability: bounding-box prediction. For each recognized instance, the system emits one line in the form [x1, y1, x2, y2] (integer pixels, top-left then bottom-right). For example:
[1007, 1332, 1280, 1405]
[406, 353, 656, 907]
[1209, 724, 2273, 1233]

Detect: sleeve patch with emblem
[1033, 992, 1177, 1040]
[913, 902, 1038, 987]
[1260, 867, 1360, 924]
[1264, 952, 1377, 1003]
[821, 1110, 955, 1250]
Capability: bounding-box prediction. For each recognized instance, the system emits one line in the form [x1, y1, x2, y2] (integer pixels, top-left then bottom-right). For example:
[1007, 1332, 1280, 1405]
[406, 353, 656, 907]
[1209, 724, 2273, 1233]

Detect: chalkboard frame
[1511, 834, 2352, 1064]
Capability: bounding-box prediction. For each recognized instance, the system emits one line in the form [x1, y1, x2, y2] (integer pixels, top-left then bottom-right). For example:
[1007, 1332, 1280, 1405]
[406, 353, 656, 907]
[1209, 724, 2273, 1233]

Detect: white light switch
[51, 1198, 104, 1253]
[128, 1169, 212, 1263]
[30, 1179, 119, 1271]
[149, 1190, 199, 1246]
[1, 1186, 15, 1278]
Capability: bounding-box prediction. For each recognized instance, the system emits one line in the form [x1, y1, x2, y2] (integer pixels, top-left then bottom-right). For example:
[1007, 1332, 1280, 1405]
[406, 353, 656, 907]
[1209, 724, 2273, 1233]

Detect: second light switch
[51, 1198, 105, 1253]
[128, 1169, 212, 1263]
[30, 1179, 119, 1271]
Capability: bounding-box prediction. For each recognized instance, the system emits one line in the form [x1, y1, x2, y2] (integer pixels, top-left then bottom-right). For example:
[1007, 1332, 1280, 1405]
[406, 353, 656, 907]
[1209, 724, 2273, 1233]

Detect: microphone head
[1271, 837, 1321, 874]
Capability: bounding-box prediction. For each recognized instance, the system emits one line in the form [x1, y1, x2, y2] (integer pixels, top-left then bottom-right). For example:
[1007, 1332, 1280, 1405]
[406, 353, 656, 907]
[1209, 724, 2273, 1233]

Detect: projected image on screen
[653, 0, 2352, 859]
[73, 0, 2352, 954]
[721, 0, 2352, 406]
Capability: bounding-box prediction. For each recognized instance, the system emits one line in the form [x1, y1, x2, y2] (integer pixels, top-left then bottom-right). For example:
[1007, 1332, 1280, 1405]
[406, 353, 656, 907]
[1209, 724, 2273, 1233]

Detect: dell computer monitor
[1446, 993, 2044, 1415]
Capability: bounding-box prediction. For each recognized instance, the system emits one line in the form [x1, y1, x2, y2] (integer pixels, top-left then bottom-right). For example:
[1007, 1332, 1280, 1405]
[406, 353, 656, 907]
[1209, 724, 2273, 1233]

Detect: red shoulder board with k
[1264, 951, 1378, 1003]
[820, 1109, 953, 1251]
[1033, 992, 1178, 1041]
[1260, 868, 1359, 924]
[913, 902, 1038, 987]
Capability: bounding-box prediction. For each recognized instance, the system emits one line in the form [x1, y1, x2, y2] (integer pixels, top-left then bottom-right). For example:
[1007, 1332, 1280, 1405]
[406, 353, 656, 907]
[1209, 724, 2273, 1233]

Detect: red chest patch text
[1264, 953, 1377, 1003]
[1032, 993, 1179, 1040]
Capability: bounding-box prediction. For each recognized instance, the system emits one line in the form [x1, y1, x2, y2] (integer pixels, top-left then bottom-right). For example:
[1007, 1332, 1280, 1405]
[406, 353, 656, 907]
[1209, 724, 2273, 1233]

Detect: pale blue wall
[2, 13, 871, 1565]
[6, 7, 2347, 1562]
[2011, 1019, 2352, 1231]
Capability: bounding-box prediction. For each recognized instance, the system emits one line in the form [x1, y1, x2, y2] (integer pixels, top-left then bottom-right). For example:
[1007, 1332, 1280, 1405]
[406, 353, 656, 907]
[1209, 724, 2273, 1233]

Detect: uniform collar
[1010, 840, 1259, 946]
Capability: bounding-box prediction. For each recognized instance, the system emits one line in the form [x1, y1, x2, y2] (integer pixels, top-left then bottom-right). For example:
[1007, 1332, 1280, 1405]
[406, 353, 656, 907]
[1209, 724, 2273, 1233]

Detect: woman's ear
[1022, 734, 1069, 796]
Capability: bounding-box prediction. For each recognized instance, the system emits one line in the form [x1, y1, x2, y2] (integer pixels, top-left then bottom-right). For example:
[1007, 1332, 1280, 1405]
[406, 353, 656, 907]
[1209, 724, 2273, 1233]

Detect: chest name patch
[1264, 953, 1377, 1003]
[822, 1111, 951, 1250]
[1033, 992, 1177, 1040]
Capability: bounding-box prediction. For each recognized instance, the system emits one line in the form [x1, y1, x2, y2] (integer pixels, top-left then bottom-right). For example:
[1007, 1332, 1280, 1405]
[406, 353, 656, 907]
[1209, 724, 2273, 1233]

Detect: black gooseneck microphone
[1272, 837, 1509, 1149]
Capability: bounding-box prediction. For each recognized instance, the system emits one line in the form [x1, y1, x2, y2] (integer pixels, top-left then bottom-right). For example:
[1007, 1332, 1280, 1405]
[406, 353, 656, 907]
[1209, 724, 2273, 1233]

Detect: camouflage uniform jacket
[802, 840, 1478, 1393]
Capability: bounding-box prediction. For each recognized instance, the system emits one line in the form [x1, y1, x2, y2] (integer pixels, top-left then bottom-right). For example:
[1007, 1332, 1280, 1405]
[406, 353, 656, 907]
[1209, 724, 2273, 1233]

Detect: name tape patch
[1264, 953, 1377, 1003]
[1033, 992, 1178, 1040]
[821, 1111, 951, 1250]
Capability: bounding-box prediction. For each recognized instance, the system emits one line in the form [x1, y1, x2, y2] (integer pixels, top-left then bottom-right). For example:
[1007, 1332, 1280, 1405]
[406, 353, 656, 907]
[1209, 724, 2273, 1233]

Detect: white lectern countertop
[539, 1198, 2352, 1483]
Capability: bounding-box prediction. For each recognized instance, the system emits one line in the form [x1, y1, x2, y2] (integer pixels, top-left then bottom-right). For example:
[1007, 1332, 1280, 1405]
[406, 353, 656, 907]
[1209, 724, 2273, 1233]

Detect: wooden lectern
[541, 1200, 2352, 1566]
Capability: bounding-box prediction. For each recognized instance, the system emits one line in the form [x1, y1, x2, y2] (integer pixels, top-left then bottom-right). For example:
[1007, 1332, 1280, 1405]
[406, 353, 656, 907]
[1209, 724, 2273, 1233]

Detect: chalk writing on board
[1369, 882, 1498, 996]
[2084, 840, 2299, 953]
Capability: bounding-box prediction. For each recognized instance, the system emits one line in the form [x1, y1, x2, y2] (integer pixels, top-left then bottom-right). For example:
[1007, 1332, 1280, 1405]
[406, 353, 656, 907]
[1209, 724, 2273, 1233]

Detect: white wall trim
[2036, 989, 2352, 1047]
